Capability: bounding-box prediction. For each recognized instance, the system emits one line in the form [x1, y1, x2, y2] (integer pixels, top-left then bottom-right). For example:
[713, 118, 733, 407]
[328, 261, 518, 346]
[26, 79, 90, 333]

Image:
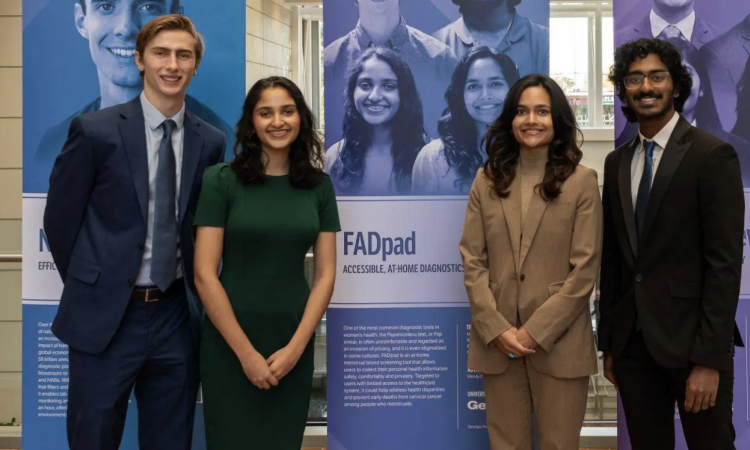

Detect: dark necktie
[151, 119, 178, 291]
[635, 140, 656, 239]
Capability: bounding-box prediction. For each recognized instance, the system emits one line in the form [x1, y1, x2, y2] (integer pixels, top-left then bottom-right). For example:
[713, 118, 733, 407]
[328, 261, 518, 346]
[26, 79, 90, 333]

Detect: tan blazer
[459, 164, 602, 379]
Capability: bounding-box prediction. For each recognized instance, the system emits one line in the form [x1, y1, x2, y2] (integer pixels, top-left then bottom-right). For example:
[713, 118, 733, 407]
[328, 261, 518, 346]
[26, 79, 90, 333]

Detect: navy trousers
[66, 285, 199, 450]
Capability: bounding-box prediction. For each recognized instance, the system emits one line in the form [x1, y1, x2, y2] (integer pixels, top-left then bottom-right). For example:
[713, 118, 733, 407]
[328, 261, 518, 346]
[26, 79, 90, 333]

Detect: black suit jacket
[44, 96, 226, 354]
[598, 116, 745, 372]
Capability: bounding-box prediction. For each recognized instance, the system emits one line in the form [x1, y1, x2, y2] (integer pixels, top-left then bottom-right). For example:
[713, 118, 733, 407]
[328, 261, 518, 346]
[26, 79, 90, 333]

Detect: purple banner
[613, 1, 750, 447]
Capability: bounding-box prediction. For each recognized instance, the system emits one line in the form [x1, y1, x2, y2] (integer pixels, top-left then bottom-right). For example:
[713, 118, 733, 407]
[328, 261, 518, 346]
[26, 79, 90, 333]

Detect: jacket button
[636, 274, 643, 282]
[520, 274, 525, 281]
[127, 279, 134, 287]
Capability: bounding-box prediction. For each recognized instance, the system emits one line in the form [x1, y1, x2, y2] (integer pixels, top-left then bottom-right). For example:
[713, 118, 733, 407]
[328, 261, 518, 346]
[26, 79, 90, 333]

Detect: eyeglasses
[624, 71, 671, 90]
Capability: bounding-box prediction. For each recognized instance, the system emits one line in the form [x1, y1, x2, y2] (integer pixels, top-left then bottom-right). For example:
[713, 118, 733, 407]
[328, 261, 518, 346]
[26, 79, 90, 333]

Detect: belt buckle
[144, 288, 159, 302]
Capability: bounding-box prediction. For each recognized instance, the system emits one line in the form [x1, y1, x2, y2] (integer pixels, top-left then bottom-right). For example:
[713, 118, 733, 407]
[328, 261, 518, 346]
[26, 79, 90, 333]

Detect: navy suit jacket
[700, 14, 750, 132]
[614, 13, 720, 50]
[44, 96, 226, 354]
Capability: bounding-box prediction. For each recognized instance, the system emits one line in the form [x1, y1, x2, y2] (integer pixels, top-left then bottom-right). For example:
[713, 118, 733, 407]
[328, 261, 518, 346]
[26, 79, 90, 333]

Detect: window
[551, 0, 614, 130]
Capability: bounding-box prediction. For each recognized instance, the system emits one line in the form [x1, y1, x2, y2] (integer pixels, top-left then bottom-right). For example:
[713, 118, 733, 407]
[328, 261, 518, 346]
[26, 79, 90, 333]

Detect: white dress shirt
[136, 91, 186, 287]
[650, 9, 696, 41]
[630, 112, 681, 209]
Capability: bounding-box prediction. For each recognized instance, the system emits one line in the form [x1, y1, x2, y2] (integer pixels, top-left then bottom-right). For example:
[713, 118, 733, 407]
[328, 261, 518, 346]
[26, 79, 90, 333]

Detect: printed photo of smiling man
[25, 0, 237, 193]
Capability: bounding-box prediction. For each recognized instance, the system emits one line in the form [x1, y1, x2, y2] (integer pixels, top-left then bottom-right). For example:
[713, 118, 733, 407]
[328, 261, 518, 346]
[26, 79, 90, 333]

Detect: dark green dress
[193, 164, 340, 449]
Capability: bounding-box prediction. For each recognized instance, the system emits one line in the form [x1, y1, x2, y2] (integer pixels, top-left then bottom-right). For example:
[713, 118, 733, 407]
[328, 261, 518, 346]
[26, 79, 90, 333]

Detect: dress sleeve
[193, 163, 232, 228]
[318, 174, 342, 232]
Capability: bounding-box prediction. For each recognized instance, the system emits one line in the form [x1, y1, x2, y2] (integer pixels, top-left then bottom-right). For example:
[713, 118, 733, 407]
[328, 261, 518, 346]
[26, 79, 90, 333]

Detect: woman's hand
[239, 351, 279, 390]
[267, 345, 304, 381]
[492, 328, 535, 358]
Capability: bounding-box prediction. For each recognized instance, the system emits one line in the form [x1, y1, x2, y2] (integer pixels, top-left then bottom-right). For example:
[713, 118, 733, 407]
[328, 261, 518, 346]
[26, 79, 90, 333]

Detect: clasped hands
[239, 345, 303, 390]
[493, 327, 537, 359]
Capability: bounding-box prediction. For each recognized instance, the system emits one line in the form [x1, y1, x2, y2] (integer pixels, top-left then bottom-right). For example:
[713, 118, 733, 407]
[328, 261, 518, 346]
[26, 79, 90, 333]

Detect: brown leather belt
[131, 279, 184, 302]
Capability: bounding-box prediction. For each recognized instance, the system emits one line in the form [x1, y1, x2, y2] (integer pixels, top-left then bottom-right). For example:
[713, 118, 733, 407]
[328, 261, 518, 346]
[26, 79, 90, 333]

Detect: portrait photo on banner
[22, 0, 244, 194]
[323, 0, 549, 197]
[613, 0, 750, 186]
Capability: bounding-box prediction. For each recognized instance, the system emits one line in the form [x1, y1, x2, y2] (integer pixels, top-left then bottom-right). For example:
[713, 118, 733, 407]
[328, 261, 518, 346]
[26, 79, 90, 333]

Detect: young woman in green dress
[192, 76, 340, 449]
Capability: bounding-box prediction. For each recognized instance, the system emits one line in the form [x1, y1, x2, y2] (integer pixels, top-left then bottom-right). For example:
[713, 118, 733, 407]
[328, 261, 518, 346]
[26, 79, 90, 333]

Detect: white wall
[0, 0, 23, 426]
[246, 0, 293, 91]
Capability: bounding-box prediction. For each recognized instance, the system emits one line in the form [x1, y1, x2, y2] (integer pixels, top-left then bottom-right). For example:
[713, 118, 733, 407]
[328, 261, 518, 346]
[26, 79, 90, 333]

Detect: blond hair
[136, 14, 204, 67]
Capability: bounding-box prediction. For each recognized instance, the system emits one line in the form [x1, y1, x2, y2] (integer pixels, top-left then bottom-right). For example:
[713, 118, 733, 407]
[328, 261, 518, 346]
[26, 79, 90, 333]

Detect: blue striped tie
[150, 119, 177, 291]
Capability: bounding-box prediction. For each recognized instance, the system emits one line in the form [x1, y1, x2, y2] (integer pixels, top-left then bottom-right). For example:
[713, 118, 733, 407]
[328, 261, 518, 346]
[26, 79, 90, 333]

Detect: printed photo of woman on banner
[612, 1, 750, 449]
[324, 0, 549, 196]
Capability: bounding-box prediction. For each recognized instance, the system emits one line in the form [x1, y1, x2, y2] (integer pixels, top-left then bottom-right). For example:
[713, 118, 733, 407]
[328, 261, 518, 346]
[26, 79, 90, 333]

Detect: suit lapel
[692, 18, 711, 46]
[519, 187, 548, 270]
[499, 175, 521, 275]
[179, 112, 203, 225]
[633, 15, 651, 39]
[638, 117, 692, 252]
[742, 17, 750, 55]
[119, 98, 149, 224]
[618, 137, 638, 257]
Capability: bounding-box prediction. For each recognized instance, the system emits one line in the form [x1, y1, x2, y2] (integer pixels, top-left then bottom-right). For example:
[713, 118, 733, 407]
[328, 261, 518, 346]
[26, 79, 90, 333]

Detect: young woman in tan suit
[459, 74, 603, 450]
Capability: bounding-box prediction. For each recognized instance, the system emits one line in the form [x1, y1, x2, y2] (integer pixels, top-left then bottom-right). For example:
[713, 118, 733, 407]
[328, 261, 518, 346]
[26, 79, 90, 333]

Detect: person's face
[683, 59, 700, 114]
[75, 0, 170, 88]
[357, 0, 399, 16]
[353, 57, 400, 126]
[653, 0, 694, 8]
[252, 87, 301, 153]
[623, 53, 678, 121]
[463, 57, 509, 126]
[135, 29, 197, 100]
[512, 86, 554, 150]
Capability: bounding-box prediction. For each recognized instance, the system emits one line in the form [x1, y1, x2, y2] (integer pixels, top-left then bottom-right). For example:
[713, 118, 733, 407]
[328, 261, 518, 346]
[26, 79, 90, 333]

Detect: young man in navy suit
[44, 14, 225, 450]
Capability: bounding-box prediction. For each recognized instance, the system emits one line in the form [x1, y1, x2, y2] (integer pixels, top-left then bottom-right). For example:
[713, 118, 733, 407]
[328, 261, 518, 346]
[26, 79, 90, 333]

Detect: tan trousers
[483, 358, 589, 450]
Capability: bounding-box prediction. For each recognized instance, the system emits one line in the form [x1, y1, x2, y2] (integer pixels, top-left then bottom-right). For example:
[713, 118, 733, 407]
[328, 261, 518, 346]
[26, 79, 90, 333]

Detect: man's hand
[603, 352, 617, 390]
[516, 327, 538, 350]
[685, 365, 720, 413]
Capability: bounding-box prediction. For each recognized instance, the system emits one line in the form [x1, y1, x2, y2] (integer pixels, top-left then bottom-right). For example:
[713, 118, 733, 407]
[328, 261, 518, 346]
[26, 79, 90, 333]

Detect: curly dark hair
[482, 74, 583, 200]
[330, 47, 428, 194]
[231, 76, 324, 188]
[609, 38, 693, 123]
[439, 45, 519, 192]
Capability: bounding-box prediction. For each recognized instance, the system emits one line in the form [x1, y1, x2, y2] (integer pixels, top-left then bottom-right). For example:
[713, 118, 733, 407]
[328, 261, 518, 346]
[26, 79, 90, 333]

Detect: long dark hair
[231, 76, 324, 188]
[482, 74, 583, 200]
[439, 45, 519, 192]
[609, 38, 693, 123]
[733, 58, 750, 141]
[329, 47, 428, 194]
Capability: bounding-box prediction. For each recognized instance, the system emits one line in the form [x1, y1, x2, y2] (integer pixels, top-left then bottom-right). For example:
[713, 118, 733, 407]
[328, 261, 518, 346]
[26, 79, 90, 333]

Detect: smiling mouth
[365, 105, 389, 113]
[109, 48, 135, 58]
[476, 103, 501, 111]
[161, 75, 181, 84]
[268, 130, 291, 138]
[522, 129, 545, 135]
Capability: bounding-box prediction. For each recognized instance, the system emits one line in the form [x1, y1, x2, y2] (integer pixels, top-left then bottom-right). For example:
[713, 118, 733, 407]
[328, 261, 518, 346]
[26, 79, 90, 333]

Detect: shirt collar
[139, 91, 185, 132]
[354, 15, 410, 50]
[453, 10, 523, 46]
[638, 111, 680, 152]
[650, 9, 696, 41]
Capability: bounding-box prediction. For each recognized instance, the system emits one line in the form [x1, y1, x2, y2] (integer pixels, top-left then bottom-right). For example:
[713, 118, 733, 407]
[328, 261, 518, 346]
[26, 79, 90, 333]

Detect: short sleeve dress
[193, 163, 341, 450]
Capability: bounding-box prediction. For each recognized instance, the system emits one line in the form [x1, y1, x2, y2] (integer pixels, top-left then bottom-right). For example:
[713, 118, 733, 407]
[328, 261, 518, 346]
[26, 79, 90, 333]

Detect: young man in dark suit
[599, 37, 745, 449]
[43, 14, 225, 450]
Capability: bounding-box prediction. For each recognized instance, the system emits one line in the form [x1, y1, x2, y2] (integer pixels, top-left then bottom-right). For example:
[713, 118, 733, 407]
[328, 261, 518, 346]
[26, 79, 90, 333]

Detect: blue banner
[323, 0, 550, 447]
[21, 0, 244, 448]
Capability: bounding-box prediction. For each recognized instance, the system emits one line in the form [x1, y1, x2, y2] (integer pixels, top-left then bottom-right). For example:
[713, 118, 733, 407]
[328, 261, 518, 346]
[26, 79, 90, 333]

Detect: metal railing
[0, 254, 20, 263]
